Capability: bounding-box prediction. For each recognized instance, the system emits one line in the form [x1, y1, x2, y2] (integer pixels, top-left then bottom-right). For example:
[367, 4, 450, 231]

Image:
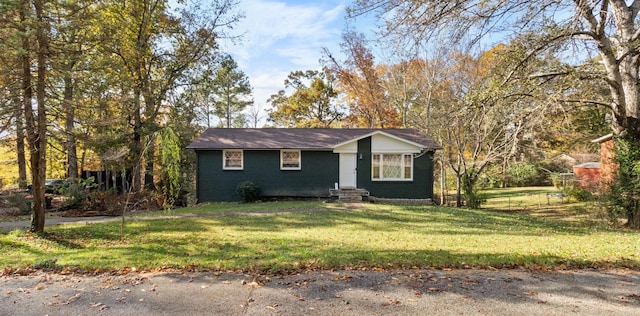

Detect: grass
[481, 186, 605, 222]
[1, 191, 639, 273]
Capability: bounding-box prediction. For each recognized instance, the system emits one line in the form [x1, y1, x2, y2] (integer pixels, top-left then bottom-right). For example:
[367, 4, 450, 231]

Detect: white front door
[339, 153, 357, 188]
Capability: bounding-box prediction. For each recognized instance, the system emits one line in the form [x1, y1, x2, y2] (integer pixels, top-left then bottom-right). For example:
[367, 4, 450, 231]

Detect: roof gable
[187, 128, 441, 151]
[332, 130, 424, 152]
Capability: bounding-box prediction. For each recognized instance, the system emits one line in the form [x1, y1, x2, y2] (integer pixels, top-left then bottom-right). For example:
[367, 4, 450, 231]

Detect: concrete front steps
[329, 188, 370, 202]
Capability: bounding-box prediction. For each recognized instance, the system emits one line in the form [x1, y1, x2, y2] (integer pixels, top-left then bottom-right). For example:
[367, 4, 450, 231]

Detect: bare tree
[350, 0, 640, 225]
[350, 0, 640, 141]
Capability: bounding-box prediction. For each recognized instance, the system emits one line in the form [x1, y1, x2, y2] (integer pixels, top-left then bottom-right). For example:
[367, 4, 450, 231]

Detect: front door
[339, 153, 357, 188]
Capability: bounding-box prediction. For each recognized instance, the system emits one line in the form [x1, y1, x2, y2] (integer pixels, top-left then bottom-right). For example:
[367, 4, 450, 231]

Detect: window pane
[404, 154, 412, 179]
[282, 150, 300, 168]
[224, 150, 242, 168]
[372, 154, 380, 179]
[383, 154, 402, 178]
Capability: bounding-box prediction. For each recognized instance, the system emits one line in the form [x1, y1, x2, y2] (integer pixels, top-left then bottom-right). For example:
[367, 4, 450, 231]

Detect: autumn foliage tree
[324, 31, 400, 128]
[267, 69, 343, 128]
[350, 0, 640, 227]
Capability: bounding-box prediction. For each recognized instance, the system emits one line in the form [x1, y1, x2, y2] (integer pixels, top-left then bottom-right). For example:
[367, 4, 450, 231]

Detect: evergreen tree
[212, 55, 253, 128]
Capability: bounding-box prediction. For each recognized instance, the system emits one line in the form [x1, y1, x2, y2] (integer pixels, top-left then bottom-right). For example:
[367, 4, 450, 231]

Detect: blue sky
[220, 0, 374, 120]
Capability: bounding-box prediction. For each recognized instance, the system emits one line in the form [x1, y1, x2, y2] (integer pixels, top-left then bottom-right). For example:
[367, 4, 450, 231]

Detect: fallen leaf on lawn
[91, 302, 103, 307]
[17, 288, 30, 294]
[67, 294, 81, 303]
[35, 284, 45, 291]
[5, 291, 12, 295]
[266, 304, 279, 310]
[381, 299, 400, 306]
[525, 291, 538, 296]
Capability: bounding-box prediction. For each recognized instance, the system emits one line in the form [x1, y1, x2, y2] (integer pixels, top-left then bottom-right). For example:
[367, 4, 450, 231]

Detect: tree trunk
[64, 73, 78, 179]
[131, 87, 143, 192]
[14, 95, 27, 189]
[145, 138, 155, 190]
[455, 172, 462, 208]
[26, 0, 49, 233]
[226, 94, 231, 128]
[439, 158, 445, 206]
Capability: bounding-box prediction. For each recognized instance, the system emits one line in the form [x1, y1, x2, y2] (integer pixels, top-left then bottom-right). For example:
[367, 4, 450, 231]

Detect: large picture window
[372, 153, 413, 181]
[281, 150, 301, 170]
[223, 150, 243, 170]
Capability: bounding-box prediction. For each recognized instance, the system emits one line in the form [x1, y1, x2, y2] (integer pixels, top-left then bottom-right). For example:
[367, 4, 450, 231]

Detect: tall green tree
[0, 2, 28, 188]
[97, 0, 242, 190]
[17, 0, 51, 232]
[267, 69, 343, 128]
[158, 127, 180, 207]
[211, 55, 253, 128]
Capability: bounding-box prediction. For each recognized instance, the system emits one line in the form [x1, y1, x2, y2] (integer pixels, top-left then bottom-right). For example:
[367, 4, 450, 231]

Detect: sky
[219, 0, 375, 123]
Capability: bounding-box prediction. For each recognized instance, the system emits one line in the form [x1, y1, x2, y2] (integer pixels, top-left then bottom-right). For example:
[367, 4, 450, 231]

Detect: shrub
[236, 181, 260, 202]
[568, 187, 593, 202]
[506, 162, 539, 187]
[60, 177, 97, 207]
[463, 190, 487, 209]
[605, 135, 640, 228]
[6, 192, 31, 215]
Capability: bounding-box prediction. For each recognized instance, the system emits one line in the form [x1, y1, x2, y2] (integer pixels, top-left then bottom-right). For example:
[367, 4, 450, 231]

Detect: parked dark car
[26, 179, 68, 195]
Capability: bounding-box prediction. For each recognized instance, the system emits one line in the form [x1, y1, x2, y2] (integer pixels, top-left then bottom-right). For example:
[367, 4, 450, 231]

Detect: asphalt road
[1, 268, 639, 315]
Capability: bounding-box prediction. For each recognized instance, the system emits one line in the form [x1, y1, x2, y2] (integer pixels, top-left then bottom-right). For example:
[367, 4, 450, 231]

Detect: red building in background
[573, 162, 601, 190]
[571, 134, 615, 191]
[592, 134, 616, 187]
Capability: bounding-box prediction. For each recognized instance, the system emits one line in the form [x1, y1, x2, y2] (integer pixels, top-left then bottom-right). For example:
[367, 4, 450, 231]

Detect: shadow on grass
[2, 201, 637, 271]
[196, 204, 607, 237]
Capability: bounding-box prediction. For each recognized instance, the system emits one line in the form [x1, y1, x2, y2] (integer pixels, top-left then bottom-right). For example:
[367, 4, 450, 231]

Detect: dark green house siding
[356, 137, 434, 199]
[196, 150, 339, 202]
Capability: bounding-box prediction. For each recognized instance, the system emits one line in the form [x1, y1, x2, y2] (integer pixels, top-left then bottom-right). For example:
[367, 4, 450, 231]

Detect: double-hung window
[372, 153, 413, 181]
[223, 150, 243, 170]
[281, 150, 301, 170]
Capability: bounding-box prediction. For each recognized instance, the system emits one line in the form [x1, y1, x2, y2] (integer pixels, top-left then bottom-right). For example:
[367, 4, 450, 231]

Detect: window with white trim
[223, 150, 243, 170]
[372, 153, 413, 181]
[281, 150, 301, 170]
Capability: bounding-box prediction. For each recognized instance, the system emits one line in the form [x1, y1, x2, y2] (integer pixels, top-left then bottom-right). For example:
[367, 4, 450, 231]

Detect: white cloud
[221, 0, 348, 122]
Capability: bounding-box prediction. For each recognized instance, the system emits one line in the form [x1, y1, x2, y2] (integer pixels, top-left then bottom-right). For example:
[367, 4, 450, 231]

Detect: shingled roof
[187, 128, 441, 151]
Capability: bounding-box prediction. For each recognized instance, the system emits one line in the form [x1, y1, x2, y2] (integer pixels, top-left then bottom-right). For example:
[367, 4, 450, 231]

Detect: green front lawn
[1, 199, 638, 273]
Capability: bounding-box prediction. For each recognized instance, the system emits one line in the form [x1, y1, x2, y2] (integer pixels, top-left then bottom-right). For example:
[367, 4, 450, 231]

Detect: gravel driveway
[2, 268, 638, 315]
